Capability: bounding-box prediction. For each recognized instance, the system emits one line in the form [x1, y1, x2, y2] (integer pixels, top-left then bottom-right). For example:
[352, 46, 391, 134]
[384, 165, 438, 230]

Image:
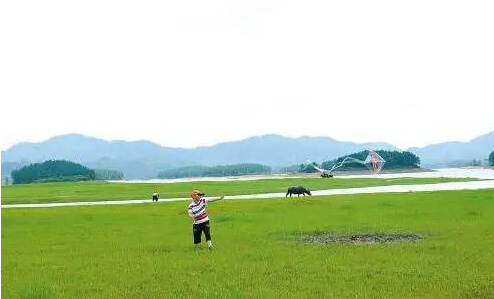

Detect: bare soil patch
[301, 232, 422, 245]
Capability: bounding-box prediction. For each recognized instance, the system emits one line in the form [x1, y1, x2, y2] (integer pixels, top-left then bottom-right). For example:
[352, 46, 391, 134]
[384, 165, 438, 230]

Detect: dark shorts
[193, 220, 211, 244]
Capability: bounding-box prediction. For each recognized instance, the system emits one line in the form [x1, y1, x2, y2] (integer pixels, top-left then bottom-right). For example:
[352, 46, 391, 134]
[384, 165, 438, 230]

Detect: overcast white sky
[1, 0, 493, 151]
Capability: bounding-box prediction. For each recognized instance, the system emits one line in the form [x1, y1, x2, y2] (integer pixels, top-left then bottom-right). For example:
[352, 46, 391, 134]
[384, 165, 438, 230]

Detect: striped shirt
[187, 197, 210, 224]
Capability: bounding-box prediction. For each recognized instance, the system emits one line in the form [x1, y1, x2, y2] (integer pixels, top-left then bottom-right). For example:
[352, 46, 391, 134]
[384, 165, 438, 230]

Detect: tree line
[11, 160, 96, 184]
[94, 169, 124, 180]
[299, 150, 421, 173]
[10, 160, 124, 184]
[5, 150, 492, 184]
[158, 163, 271, 179]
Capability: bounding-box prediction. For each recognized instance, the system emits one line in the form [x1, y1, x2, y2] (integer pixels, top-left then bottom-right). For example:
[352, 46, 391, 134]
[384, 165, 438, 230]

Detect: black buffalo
[286, 186, 312, 197]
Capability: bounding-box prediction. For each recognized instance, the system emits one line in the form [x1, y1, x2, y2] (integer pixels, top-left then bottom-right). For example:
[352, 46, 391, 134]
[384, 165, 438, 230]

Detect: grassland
[2, 189, 494, 298]
[1, 177, 478, 204]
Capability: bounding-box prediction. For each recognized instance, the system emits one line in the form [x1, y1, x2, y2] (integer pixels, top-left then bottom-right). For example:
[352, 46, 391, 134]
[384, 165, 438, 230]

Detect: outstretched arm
[207, 195, 225, 203]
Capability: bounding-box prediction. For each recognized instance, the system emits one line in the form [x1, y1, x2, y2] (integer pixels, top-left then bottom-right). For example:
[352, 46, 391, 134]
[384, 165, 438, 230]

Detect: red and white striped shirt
[187, 197, 210, 224]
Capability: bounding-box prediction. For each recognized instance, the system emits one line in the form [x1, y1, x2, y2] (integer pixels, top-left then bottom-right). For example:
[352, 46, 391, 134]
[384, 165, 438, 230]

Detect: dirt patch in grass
[301, 232, 422, 245]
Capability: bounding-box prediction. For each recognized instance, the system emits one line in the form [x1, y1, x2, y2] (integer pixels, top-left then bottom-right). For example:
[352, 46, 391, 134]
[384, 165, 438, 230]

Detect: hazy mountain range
[2, 132, 493, 179]
[408, 131, 494, 167]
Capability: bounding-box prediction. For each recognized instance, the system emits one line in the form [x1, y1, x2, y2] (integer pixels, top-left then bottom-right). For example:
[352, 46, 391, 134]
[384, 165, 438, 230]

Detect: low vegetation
[1, 177, 477, 204]
[2, 189, 494, 298]
[158, 163, 271, 179]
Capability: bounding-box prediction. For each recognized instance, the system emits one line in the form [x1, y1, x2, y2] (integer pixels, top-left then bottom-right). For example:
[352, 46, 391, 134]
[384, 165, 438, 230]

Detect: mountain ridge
[2, 131, 493, 179]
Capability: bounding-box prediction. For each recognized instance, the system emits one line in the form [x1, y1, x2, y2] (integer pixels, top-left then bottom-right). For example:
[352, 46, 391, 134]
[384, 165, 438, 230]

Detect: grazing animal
[286, 186, 312, 197]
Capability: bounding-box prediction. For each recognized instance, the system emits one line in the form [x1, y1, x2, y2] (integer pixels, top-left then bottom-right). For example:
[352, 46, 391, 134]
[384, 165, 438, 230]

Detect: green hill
[11, 160, 96, 184]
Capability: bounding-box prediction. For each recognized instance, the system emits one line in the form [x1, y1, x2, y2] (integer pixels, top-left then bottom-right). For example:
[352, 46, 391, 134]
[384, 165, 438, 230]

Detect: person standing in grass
[152, 192, 159, 202]
[187, 189, 225, 250]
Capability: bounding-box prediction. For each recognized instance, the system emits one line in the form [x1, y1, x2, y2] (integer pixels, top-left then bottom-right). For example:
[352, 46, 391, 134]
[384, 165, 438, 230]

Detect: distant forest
[158, 163, 271, 179]
[11, 160, 96, 184]
[94, 169, 124, 180]
[9, 160, 123, 184]
[299, 150, 420, 173]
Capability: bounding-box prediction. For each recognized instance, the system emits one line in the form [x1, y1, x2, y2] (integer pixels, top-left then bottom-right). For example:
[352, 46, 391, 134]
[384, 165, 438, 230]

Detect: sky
[1, 0, 493, 151]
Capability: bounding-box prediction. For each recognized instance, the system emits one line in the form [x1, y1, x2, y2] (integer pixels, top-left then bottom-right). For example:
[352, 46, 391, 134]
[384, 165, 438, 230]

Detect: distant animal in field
[286, 186, 312, 197]
[321, 172, 333, 178]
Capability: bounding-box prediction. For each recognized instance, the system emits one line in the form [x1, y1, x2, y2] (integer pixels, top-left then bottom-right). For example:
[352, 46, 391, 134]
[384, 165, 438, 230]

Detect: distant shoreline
[108, 168, 436, 183]
[107, 167, 494, 183]
[302, 168, 433, 177]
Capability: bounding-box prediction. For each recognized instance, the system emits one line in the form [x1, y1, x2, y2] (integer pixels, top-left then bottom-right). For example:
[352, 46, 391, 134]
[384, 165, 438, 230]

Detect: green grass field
[1, 177, 477, 204]
[2, 189, 494, 298]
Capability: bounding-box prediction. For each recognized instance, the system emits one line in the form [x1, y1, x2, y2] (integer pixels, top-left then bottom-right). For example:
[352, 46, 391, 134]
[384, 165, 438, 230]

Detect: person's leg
[204, 221, 212, 249]
[193, 224, 201, 249]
